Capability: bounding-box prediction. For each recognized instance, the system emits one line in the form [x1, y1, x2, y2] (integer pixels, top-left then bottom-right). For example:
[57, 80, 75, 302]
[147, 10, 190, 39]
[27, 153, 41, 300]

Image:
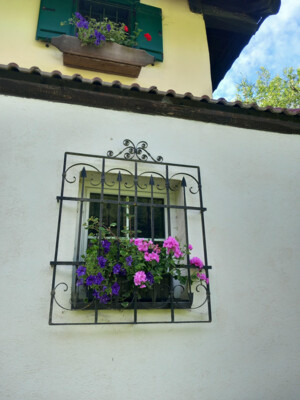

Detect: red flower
[124, 25, 129, 32]
[144, 33, 152, 41]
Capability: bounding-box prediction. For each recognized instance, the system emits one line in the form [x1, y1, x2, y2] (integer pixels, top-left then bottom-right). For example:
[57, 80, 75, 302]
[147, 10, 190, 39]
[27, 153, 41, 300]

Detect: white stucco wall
[0, 94, 299, 400]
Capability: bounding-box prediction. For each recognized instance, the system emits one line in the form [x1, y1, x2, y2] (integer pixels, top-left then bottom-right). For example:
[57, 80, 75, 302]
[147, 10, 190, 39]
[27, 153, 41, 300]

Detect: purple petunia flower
[97, 256, 107, 268]
[76, 278, 84, 286]
[92, 289, 100, 299]
[111, 282, 120, 296]
[86, 275, 96, 286]
[101, 239, 111, 254]
[94, 30, 106, 46]
[126, 256, 133, 266]
[75, 12, 82, 19]
[76, 17, 89, 29]
[119, 268, 127, 277]
[113, 263, 121, 274]
[99, 294, 111, 304]
[76, 265, 86, 277]
[106, 24, 111, 32]
[146, 272, 154, 285]
[94, 272, 104, 285]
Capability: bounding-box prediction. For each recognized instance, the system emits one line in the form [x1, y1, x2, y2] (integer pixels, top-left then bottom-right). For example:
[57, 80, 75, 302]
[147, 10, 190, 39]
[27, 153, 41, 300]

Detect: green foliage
[236, 67, 300, 108]
[63, 13, 142, 48]
[78, 218, 195, 307]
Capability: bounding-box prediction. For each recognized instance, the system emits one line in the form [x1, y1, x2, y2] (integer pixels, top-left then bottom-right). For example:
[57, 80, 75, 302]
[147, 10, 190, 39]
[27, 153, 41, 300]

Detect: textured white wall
[0, 95, 299, 400]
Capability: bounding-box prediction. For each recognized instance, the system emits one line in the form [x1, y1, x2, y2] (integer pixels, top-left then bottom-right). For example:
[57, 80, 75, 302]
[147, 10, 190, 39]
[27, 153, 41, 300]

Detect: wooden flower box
[51, 35, 155, 78]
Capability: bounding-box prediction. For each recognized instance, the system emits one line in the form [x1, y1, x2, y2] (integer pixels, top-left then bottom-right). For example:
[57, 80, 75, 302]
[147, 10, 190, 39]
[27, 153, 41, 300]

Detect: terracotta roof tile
[0, 63, 299, 118]
[51, 70, 63, 79]
[111, 80, 122, 88]
[29, 66, 42, 75]
[129, 83, 141, 91]
[91, 77, 103, 85]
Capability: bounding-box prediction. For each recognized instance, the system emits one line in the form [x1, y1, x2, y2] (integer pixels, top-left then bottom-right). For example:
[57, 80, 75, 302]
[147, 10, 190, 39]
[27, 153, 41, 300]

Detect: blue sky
[213, 0, 300, 100]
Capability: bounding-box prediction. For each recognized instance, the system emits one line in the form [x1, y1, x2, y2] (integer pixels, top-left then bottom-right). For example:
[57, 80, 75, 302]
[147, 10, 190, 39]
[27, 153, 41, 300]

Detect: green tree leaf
[236, 67, 300, 108]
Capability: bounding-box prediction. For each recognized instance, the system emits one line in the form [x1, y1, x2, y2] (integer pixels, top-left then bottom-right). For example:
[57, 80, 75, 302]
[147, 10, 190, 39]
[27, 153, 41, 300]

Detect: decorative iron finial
[107, 139, 163, 163]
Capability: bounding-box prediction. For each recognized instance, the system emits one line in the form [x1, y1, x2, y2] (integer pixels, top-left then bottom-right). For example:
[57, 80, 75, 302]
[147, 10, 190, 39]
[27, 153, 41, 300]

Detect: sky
[213, 0, 300, 100]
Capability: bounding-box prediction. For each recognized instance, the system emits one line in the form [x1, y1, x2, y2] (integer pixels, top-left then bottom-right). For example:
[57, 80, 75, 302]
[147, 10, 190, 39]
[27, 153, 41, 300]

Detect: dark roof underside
[188, 0, 281, 90]
[0, 63, 298, 135]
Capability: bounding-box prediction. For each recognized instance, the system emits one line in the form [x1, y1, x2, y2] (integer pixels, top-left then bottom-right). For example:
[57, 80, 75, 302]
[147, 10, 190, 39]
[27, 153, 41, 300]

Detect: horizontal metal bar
[50, 261, 83, 266]
[65, 151, 200, 170]
[56, 196, 207, 212]
[50, 260, 212, 269]
[50, 320, 211, 325]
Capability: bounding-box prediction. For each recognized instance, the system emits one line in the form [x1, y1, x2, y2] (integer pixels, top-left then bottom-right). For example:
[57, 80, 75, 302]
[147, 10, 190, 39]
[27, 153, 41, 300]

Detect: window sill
[51, 35, 155, 78]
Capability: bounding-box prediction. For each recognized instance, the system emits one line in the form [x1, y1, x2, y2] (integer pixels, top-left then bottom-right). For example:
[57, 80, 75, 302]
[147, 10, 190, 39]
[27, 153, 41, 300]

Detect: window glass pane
[89, 193, 127, 236]
[89, 194, 165, 240]
[137, 197, 165, 239]
[78, 0, 131, 25]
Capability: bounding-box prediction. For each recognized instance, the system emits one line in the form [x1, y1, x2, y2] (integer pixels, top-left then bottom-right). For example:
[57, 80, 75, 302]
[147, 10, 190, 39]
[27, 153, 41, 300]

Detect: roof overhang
[0, 64, 298, 135]
[188, 0, 281, 90]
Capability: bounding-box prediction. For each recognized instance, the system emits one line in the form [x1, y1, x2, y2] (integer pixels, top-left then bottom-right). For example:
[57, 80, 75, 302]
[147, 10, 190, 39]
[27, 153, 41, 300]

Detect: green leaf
[235, 67, 300, 108]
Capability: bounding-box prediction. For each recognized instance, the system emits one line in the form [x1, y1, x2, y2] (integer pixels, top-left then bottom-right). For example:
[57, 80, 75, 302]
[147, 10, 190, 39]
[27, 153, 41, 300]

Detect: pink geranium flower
[134, 271, 147, 288]
[163, 236, 183, 258]
[197, 272, 209, 284]
[190, 257, 204, 269]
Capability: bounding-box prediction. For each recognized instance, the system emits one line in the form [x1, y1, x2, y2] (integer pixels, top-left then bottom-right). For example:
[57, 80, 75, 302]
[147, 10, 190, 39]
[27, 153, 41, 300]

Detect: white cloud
[213, 0, 300, 100]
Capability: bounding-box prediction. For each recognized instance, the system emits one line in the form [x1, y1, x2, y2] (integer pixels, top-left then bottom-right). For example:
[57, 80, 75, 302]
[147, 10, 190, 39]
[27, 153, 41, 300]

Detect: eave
[188, 0, 281, 90]
[0, 64, 298, 135]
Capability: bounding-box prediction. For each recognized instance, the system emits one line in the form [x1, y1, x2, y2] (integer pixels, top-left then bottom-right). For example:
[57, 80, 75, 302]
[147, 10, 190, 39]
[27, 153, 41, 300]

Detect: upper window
[78, 0, 133, 28]
[36, 0, 163, 61]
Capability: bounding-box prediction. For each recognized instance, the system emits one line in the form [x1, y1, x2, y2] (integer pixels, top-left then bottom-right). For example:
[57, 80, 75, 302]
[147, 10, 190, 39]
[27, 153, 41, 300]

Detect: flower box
[71, 223, 207, 312]
[73, 274, 193, 310]
[51, 35, 155, 78]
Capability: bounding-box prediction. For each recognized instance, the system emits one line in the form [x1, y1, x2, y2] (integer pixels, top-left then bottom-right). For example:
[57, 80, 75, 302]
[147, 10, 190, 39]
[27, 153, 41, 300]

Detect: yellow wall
[0, 0, 212, 96]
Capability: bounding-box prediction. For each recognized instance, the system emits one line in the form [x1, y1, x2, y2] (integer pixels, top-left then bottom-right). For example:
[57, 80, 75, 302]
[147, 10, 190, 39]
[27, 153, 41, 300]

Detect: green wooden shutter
[136, 3, 163, 62]
[36, 0, 76, 41]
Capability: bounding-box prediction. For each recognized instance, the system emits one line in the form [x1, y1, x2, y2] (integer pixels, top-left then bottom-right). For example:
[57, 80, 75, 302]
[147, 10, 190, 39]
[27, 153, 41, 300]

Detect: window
[88, 193, 165, 239]
[49, 140, 212, 325]
[36, 0, 163, 61]
[78, 0, 133, 29]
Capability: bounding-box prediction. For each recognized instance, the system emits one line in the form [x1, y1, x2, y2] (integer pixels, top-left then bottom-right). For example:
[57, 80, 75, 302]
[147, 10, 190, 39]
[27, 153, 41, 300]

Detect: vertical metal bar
[116, 172, 122, 293]
[134, 288, 137, 324]
[134, 162, 138, 237]
[75, 168, 86, 261]
[165, 166, 174, 322]
[150, 175, 154, 242]
[182, 178, 192, 295]
[165, 166, 171, 237]
[95, 158, 106, 324]
[97, 158, 106, 254]
[117, 172, 122, 237]
[49, 153, 68, 325]
[134, 162, 138, 323]
[197, 167, 212, 322]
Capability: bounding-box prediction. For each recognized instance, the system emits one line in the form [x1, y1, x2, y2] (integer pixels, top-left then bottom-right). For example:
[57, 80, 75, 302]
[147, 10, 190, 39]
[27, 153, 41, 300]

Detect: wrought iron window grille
[78, 0, 133, 28]
[50, 139, 212, 325]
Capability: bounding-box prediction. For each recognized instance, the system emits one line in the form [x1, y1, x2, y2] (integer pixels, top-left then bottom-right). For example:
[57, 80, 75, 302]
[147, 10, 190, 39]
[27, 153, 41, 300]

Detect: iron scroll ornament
[107, 139, 163, 163]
